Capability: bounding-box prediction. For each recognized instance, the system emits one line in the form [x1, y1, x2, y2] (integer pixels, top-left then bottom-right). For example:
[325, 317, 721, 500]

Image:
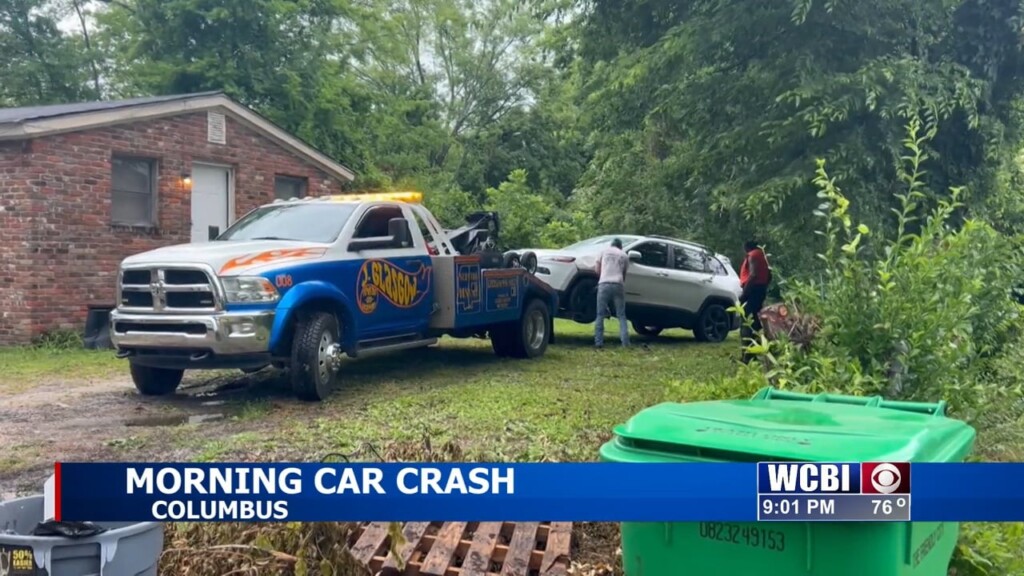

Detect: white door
[623, 240, 676, 307]
[190, 164, 231, 242]
[666, 243, 716, 313]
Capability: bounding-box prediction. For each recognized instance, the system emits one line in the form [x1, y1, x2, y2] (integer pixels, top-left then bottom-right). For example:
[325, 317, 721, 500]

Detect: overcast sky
[56, 0, 102, 33]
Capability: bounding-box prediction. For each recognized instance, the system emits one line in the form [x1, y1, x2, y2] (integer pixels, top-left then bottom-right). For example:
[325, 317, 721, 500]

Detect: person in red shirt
[739, 240, 772, 363]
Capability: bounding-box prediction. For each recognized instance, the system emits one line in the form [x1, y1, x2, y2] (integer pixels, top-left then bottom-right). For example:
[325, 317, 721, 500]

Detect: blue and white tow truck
[109, 192, 557, 401]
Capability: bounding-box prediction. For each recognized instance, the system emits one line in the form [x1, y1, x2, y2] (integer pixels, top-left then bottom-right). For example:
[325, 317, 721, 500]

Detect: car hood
[121, 240, 331, 277]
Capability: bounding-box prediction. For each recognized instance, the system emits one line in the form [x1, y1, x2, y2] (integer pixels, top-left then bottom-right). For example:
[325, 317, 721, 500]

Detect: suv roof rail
[647, 234, 708, 250]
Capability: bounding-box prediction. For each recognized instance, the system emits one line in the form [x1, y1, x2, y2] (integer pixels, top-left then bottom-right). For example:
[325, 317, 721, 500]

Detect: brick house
[0, 91, 356, 345]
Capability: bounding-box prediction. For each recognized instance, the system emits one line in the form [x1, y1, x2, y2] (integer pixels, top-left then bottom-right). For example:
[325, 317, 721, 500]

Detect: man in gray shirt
[594, 238, 630, 348]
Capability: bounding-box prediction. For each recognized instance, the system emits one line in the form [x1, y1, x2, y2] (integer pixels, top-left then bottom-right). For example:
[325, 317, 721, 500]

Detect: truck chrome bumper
[110, 310, 274, 356]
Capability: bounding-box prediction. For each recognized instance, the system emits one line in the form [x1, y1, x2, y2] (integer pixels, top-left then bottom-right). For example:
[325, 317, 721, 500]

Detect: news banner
[50, 462, 1024, 523]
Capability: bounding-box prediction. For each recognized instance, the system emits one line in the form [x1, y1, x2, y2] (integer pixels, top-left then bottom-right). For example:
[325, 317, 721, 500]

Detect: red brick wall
[0, 141, 32, 343]
[0, 111, 348, 345]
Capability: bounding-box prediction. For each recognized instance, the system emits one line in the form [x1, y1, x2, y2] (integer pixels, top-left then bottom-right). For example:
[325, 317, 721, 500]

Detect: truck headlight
[221, 276, 279, 304]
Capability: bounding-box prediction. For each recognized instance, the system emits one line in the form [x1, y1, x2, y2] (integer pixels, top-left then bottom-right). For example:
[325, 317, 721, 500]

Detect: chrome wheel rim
[317, 331, 334, 382]
[526, 309, 547, 350]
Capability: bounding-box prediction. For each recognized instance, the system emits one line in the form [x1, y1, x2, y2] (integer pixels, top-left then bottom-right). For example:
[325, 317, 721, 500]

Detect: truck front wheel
[491, 298, 551, 359]
[290, 312, 340, 402]
[130, 364, 184, 396]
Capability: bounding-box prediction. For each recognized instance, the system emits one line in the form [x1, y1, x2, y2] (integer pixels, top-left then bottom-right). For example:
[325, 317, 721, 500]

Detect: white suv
[507, 235, 743, 342]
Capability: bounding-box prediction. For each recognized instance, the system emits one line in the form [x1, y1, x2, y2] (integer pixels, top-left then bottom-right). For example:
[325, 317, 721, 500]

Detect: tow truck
[109, 192, 557, 401]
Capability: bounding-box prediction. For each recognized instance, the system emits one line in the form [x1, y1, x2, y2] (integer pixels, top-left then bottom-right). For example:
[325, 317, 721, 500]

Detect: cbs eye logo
[861, 462, 911, 494]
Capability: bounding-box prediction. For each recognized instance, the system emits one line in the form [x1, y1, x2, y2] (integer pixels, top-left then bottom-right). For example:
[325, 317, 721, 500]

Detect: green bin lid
[612, 387, 976, 463]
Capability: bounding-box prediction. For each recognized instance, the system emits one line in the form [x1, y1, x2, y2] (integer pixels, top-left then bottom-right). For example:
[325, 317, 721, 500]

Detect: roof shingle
[0, 91, 223, 125]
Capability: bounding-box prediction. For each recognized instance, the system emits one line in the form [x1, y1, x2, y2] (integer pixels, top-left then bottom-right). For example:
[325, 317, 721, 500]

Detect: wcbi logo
[758, 462, 910, 494]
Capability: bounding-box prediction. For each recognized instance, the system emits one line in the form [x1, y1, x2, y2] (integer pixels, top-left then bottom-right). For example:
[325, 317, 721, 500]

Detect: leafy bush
[741, 117, 1023, 418]
[668, 117, 1024, 576]
[31, 329, 84, 351]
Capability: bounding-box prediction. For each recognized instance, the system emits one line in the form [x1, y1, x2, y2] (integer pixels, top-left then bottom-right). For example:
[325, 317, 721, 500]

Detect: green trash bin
[599, 387, 976, 576]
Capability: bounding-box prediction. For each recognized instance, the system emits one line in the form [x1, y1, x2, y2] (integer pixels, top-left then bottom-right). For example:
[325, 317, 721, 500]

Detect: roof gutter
[0, 94, 355, 183]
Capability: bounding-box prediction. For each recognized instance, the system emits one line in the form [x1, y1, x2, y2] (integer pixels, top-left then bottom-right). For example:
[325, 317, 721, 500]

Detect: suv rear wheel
[694, 303, 730, 343]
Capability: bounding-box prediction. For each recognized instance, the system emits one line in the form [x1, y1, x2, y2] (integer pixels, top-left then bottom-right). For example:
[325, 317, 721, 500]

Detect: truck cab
[110, 192, 557, 401]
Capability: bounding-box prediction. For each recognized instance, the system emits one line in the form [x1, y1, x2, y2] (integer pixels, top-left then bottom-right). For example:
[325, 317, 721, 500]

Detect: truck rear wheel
[491, 298, 550, 359]
[290, 312, 340, 401]
[130, 364, 184, 396]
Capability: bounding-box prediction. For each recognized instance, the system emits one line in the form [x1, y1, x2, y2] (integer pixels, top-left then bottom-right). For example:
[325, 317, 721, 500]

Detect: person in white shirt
[594, 238, 630, 348]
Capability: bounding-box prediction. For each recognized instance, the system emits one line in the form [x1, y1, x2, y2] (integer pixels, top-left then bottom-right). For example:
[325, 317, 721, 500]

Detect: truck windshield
[217, 203, 358, 243]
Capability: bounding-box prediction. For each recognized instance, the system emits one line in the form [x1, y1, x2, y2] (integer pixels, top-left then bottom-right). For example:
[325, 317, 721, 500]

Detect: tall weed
[741, 116, 1023, 418]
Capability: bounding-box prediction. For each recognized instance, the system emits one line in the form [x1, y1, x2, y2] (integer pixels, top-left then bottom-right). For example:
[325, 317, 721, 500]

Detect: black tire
[290, 312, 340, 401]
[503, 252, 521, 268]
[632, 322, 663, 337]
[694, 303, 731, 343]
[520, 251, 538, 275]
[130, 364, 184, 396]
[491, 324, 516, 357]
[567, 276, 598, 324]
[491, 298, 551, 359]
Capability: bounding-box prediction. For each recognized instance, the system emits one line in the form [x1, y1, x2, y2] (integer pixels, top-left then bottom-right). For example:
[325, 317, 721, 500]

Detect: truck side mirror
[628, 250, 642, 262]
[208, 226, 220, 241]
[388, 218, 412, 248]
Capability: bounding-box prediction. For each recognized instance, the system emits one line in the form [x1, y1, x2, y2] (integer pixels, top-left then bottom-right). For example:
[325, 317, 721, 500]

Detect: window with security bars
[111, 156, 157, 226]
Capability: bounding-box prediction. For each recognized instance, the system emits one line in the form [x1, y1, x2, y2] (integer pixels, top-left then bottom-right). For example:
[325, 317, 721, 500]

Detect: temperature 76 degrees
[873, 498, 908, 515]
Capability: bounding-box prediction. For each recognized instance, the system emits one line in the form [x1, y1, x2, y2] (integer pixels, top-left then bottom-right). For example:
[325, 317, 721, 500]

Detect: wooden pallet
[347, 521, 572, 576]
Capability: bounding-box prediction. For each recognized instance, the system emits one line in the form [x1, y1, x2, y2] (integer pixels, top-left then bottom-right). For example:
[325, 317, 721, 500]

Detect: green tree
[574, 0, 1024, 273]
[0, 0, 99, 105]
[93, 0, 382, 177]
[484, 169, 553, 249]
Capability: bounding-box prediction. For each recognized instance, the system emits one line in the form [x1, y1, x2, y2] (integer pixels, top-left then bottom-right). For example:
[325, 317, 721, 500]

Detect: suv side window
[631, 241, 670, 268]
[353, 205, 404, 239]
[709, 256, 728, 276]
[672, 245, 708, 273]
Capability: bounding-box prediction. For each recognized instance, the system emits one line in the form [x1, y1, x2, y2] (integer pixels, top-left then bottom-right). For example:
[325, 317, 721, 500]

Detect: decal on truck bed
[357, 259, 432, 314]
[483, 269, 523, 312]
[220, 248, 327, 274]
[456, 261, 482, 313]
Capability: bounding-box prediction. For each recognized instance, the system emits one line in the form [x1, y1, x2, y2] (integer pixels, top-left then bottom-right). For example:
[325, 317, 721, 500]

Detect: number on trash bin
[698, 522, 786, 552]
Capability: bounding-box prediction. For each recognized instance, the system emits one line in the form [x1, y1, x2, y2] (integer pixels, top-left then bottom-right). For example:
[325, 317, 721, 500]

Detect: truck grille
[119, 266, 220, 313]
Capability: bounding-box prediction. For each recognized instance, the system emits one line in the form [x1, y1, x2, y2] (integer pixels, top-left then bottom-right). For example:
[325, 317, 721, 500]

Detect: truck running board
[351, 337, 438, 358]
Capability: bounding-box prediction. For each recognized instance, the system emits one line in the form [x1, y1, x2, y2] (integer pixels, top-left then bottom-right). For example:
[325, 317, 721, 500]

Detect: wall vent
[207, 111, 226, 144]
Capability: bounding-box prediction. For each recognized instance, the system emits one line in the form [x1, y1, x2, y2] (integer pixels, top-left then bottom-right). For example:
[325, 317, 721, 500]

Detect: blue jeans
[595, 282, 628, 346]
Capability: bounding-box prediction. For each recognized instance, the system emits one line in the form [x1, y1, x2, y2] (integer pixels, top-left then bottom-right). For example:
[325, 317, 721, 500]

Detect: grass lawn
[0, 345, 123, 391]
[172, 319, 743, 464]
[1, 319, 743, 569]
[1, 319, 742, 478]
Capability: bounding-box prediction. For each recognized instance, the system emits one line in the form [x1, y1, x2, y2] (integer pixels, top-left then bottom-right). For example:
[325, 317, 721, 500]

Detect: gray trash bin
[0, 496, 163, 576]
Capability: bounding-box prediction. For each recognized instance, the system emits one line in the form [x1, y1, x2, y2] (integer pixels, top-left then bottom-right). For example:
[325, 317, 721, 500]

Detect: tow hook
[115, 349, 133, 359]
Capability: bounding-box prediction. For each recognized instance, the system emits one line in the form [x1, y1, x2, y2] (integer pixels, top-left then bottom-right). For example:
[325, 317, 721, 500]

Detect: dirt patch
[0, 368, 294, 494]
[0, 363, 625, 573]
